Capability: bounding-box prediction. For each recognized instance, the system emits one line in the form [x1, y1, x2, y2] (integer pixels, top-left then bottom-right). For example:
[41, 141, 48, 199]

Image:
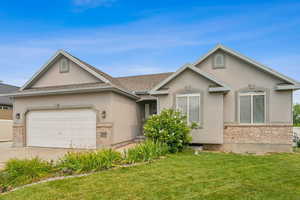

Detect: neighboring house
[0, 83, 19, 141]
[293, 127, 300, 145]
[2, 44, 299, 153]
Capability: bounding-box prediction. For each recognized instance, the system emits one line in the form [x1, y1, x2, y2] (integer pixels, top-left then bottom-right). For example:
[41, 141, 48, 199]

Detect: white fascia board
[208, 87, 230, 93]
[193, 44, 299, 85]
[20, 50, 110, 91]
[275, 84, 300, 91]
[1, 86, 139, 100]
[149, 90, 169, 95]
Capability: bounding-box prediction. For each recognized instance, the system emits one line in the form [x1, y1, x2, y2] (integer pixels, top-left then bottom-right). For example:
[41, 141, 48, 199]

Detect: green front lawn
[1, 151, 300, 200]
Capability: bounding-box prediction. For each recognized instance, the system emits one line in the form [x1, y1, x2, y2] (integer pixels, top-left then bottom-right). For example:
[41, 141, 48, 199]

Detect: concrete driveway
[0, 142, 86, 169]
[0, 142, 136, 169]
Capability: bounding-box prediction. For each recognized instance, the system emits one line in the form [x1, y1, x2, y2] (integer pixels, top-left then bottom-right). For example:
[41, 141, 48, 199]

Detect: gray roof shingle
[0, 83, 19, 105]
[115, 72, 173, 92]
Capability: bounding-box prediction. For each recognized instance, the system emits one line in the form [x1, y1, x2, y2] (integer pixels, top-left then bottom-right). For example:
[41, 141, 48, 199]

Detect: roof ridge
[115, 72, 173, 79]
[0, 83, 19, 88]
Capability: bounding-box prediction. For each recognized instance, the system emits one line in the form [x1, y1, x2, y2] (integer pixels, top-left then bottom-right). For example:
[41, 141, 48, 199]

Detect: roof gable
[151, 63, 230, 93]
[194, 44, 299, 85]
[20, 50, 112, 91]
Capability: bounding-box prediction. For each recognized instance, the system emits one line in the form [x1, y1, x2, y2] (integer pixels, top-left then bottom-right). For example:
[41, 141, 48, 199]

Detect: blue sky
[0, 0, 299, 102]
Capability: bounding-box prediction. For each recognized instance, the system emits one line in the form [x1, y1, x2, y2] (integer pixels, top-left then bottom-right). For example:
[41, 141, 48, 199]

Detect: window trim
[176, 93, 201, 125]
[238, 92, 266, 124]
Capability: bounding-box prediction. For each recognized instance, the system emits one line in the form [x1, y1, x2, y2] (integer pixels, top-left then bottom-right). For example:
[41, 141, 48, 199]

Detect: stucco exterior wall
[111, 93, 141, 145]
[12, 92, 114, 147]
[157, 69, 224, 144]
[32, 56, 101, 88]
[195, 50, 292, 124]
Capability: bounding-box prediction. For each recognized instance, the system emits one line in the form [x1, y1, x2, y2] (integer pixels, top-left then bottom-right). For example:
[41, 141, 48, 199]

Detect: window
[176, 94, 200, 124]
[144, 102, 157, 120]
[0, 106, 11, 110]
[60, 58, 70, 73]
[213, 53, 225, 68]
[239, 92, 265, 124]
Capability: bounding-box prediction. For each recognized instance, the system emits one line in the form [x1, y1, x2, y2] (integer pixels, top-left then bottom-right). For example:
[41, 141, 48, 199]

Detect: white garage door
[26, 109, 96, 149]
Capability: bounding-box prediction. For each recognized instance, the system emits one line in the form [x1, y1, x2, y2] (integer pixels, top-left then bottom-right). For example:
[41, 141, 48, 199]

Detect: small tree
[143, 109, 193, 153]
[293, 104, 300, 126]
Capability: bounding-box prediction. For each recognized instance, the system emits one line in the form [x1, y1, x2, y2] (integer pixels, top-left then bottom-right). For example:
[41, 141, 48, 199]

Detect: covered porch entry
[137, 97, 157, 136]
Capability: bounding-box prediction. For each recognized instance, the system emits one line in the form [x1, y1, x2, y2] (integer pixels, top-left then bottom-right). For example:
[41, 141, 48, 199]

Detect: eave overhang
[275, 84, 300, 91]
[0, 86, 140, 100]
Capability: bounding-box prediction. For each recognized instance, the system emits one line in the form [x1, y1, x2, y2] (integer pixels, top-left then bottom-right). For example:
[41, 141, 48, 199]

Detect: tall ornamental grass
[57, 149, 122, 174]
[1, 158, 54, 188]
[124, 140, 169, 164]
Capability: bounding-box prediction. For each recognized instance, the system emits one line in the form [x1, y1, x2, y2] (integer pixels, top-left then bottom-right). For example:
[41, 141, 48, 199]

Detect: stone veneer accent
[12, 124, 25, 147]
[204, 124, 293, 153]
[96, 123, 113, 148]
[223, 124, 293, 145]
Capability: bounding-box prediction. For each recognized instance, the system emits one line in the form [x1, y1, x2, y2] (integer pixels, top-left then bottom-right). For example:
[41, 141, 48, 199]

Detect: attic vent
[213, 53, 225, 68]
[60, 58, 70, 73]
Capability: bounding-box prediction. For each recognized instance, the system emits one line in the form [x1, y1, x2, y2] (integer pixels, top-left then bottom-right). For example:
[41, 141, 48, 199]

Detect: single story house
[2, 44, 299, 153]
[0, 82, 19, 141]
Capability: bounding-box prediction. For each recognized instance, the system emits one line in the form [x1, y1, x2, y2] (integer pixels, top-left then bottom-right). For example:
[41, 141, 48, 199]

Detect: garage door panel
[26, 109, 96, 149]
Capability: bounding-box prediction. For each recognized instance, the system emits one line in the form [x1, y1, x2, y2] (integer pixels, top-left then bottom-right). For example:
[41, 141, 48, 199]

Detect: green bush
[144, 109, 193, 153]
[0, 171, 12, 193]
[124, 140, 169, 164]
[2, 158, 54, 187]
[57, 149, 122, 174]
[297, 140, 300, 148]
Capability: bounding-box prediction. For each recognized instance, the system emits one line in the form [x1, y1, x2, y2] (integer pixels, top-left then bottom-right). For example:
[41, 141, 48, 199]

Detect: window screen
[239, 93, 265, 124]
[189, 96, 200, 123]
[253, 95, 265, 123]
[176, 96, 187, 116]
[240, 95, 251, 123]
[176, 94, 200, 124]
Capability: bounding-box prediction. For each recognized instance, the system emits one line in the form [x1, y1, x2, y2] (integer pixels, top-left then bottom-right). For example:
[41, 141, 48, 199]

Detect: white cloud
[72, 0, 116, 8]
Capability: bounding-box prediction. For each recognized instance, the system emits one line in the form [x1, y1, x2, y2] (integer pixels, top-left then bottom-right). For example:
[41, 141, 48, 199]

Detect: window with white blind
[176, 94, 201, 124]
[239, 92, 266, 124]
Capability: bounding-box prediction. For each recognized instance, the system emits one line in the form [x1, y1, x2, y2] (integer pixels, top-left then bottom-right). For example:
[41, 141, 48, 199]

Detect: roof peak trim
[150, 63, 230, 93]
[193, 44, 299, 85]
[20, 50, 110, 91]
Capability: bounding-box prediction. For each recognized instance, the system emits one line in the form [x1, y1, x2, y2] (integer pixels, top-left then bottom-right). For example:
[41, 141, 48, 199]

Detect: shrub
[57, 149, 122, 174]
[2, 158, 54, 187]
[144, 109, 193, 153]
[297, 140, 300, 148]
[124, 140, 169, 164]
[0, 171, 12, 193]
